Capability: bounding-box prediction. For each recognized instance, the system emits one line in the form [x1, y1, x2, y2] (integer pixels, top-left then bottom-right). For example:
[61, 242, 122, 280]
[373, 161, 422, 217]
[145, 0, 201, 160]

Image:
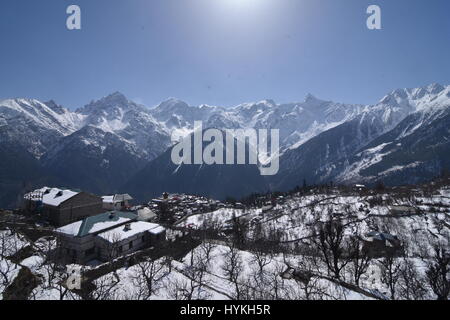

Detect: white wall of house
[95, 232, 149, 261]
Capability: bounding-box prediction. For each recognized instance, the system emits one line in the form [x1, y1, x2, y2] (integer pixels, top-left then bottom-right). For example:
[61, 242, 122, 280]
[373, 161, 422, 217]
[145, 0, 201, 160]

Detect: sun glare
[219, 0, 264, 10]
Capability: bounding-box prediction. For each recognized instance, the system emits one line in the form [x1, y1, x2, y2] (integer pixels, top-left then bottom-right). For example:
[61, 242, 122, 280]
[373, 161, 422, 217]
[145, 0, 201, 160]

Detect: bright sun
[220, 0, 262, 10]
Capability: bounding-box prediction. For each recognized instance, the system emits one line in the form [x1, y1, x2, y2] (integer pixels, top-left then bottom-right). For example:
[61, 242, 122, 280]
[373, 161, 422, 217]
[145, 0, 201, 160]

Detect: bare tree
[312, 219, 348, 280]
[130, 259, 169, 300]
[347, 233, 371, 286]
[250, 242, 273, 277]
[0, 257, 17, 294]
[0, 229, 22, 257]
[88, 272, 120, 300]
[37, 237, 59, 287]
[397, 258, 428, 300]
[426, 244, 449, 300]
[166, 277, 191, 300]
[236, 276, 258, 300]
[222, 242, 244, 300]
[35, 236, 76, 300]
[283, 254, 327, 300]
[0, 230, 21, 292]
[199, 241, 216, 270]
[174, 246, 212, 300]
[243, 264, 273, 300]
[242, 264, 287, 301]
[379, 255, 401, 300]
[266, 263, 288, 300]
[231, 214, 248, 246]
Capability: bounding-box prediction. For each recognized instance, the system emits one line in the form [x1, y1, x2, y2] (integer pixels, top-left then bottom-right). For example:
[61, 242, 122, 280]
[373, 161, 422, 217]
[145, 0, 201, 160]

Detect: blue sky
[0, 0, 449, 109]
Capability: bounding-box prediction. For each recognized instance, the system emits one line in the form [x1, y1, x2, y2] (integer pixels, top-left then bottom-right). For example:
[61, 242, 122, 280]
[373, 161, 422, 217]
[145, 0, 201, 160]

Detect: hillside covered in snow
[1, 179, 449, 300]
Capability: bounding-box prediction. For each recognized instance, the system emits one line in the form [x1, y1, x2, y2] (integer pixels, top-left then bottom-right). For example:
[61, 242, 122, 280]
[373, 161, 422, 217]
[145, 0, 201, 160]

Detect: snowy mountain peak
[235, 99, 276, 112]
[77, 91, 134, 115]
[259, 99, 277, 107]
[0, 98, 81, 132]
[378, 84, 449, 112]
[304, 93, 319, 102]
[44, 100, 66, 115]
[151, 98, 192, 121]
[426, 83, 445, 95]
[156, 98, 189, 110]
[102, 91, 129, 103]
[1, 82, 448, 167]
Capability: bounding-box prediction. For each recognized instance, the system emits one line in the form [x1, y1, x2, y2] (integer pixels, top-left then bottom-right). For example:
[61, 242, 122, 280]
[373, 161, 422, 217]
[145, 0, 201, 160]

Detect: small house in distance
[102, 194, 133, 211]
[388, 205, 418, 216]
[262, 202, 274, 213]
[353, 184, 367, 192]
[24, 187, 103, 227]
[56, 211, 166, 264]
[361, 231, 403, 258]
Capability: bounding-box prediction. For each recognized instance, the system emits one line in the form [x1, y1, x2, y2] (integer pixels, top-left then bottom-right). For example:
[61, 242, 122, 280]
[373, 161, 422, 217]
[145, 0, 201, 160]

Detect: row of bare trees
[7, 202, 443, 301]
[307, 216, 449, 300]
[0, 229, 22, 293]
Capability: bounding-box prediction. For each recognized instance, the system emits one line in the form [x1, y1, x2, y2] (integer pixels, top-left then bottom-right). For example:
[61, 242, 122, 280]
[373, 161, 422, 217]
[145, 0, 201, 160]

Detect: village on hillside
[0, 177, 449, 300]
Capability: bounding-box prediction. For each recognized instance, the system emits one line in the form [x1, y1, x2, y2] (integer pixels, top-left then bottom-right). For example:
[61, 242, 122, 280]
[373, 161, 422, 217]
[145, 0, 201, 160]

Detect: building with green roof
[56, 211, 165, 264]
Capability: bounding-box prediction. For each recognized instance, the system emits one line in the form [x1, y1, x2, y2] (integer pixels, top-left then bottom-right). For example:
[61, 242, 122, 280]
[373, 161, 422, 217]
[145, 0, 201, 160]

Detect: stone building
[24, 187, 103, 227]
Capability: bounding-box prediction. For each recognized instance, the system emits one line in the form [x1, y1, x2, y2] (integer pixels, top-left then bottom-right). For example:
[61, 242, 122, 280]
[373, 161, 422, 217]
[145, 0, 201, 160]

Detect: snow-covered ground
[179, 192, 449, 247]
[89, 244, 376, 300]
[178, 208, 258, 229]
[1, 186, 449, 300]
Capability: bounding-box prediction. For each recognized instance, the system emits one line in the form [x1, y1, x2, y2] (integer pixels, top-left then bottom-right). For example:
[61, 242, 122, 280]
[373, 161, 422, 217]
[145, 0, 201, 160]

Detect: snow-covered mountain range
[0, 83, 449, 206]
[272, 83, 450, 191]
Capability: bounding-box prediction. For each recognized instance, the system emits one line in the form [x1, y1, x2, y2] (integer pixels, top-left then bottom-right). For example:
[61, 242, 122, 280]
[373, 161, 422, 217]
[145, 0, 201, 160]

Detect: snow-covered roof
[98, 222, 165, 242]
[137, 207, 157, 220]
[56, 211, 137, 237]
[24, 187, 80, 207]
[114, 194, 133, 202]
[102, 194, 133, 204]
[149, 226, 165, 235]
[57, 220, 83, 236]
[102, 196, 114, 204]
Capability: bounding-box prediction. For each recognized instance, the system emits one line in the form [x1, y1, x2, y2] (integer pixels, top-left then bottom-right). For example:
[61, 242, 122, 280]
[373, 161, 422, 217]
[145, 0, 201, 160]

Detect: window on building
[129, 241, 133, 250]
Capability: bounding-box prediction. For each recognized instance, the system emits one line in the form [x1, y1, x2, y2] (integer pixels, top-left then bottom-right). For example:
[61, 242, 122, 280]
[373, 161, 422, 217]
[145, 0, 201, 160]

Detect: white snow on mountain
[149, 95, 366, 155]
[336, 143, 395, 182]
[0, 83, 449, 168]
[379, 83, 450, 112]
[330, 84, 450, 183]
[0, 98, 84, 134]
[0, 98, 86, 157]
